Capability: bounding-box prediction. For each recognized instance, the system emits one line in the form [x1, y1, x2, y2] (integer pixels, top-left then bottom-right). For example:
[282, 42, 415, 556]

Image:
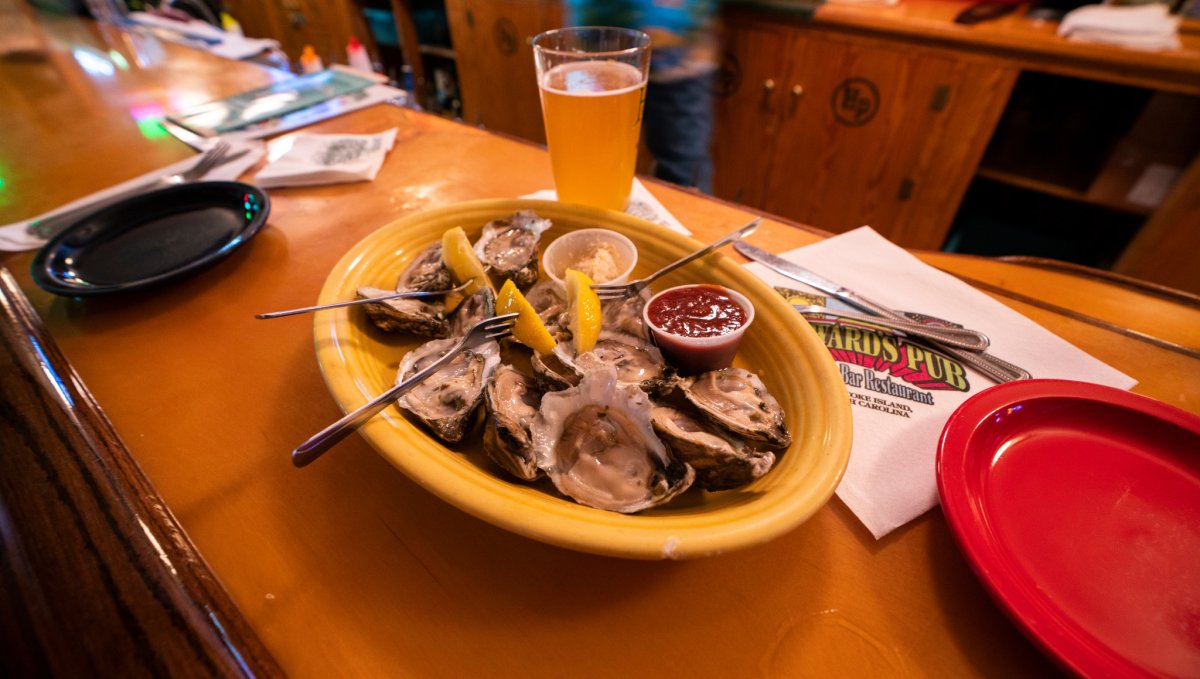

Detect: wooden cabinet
[713, 13, 1017, 249]
[444, 0, 562, 143]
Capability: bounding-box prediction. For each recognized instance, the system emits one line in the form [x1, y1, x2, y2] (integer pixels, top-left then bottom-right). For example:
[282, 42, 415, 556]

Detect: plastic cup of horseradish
[643, 284, 755, 375]
[541, 228, 637, 289]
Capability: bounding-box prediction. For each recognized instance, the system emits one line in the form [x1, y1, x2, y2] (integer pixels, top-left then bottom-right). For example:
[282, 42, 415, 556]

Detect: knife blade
[732, 239, 1030, 383]
[733, 240, 896, 318]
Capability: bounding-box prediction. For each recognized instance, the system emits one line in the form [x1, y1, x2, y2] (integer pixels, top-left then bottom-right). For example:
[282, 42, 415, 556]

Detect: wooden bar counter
[2, 5, 1198, 677]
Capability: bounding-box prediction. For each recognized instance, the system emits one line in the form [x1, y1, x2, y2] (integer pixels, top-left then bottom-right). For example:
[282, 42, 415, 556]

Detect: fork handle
[641, 218, 762, 289]
[291, 338, 463, 467]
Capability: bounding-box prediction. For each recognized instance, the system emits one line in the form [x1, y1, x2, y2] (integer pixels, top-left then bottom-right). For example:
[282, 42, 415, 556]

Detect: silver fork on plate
[27, 141, 241, 239]
[291, 312, 519, 468]
[590, 218, 762, 301]
[255, 281, 473, 319]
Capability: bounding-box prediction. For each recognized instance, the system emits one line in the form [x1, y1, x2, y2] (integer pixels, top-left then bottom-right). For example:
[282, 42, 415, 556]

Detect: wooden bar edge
[0, 268, 283, 678]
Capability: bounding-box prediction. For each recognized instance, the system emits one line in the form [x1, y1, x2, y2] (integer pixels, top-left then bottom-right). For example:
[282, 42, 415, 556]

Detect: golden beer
[539, 60, 647, 211]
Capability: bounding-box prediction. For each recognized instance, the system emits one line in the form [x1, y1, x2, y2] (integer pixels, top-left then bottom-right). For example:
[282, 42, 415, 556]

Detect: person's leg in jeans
[643, 72, 715, 194]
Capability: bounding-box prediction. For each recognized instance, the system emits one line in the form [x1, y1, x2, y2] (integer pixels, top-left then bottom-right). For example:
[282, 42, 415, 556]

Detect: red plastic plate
[938, 379, 1200, 677]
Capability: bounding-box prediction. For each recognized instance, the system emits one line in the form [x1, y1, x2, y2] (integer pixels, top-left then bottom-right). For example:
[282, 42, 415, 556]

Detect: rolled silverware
[734, 240, 1030, 383]
[256, 281, 472, 319]
[793, 305, 990, 351]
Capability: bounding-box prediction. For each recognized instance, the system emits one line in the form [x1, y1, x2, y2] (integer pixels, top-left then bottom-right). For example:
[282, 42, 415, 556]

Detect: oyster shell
[531, 367, 694, 513]
[483, 365, 544, 481]
[651, 406, 776, 491]
[395, 337, 500, 443]
[397, 242, 454, 292]
[473, 210, 551, 290]
[357, 286, 450, 337]
[679, 368, 791, 448]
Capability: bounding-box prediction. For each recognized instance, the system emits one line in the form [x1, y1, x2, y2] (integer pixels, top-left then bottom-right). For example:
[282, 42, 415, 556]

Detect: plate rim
[30, 180, 270, 296]
[313, 198, 853, 559]
[937, 378, 1200, 676]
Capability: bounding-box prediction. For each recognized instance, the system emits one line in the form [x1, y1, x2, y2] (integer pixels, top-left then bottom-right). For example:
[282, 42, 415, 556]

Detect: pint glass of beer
[533, 27, 651, 211]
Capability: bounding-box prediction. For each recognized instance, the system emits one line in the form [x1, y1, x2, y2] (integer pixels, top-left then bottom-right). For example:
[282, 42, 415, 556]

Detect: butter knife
[733, 240, 1031, 383]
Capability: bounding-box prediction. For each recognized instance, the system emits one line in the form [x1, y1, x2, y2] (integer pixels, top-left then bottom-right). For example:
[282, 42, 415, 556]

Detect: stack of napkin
[743, 227, 1137, 539]
[1058, 3, 1182, 51]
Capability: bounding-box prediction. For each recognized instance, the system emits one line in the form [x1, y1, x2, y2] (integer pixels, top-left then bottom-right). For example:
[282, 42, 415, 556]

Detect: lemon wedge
[441, 226, 492, 296]
[496, 280, 557, 355]
[564, 268, 602, 354]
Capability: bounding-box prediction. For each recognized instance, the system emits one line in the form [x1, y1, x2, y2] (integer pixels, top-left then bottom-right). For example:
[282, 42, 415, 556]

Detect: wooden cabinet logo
[832, 78, 879, 126]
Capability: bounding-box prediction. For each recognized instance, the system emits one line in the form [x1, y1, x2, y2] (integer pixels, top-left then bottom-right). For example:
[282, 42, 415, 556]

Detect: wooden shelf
[975, 166, 1153, 217]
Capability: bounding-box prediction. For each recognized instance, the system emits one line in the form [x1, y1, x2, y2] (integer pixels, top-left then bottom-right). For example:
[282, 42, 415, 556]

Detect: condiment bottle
[299, 44, 323, 74]
[346, 36, 373, 73]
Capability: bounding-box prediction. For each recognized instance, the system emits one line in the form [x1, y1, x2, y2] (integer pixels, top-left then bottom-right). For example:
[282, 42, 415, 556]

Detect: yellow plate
[314, 199, 852, 559]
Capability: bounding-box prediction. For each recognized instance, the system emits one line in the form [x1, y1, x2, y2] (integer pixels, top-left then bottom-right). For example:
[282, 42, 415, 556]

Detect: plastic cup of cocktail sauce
[643, 284, 754, 375]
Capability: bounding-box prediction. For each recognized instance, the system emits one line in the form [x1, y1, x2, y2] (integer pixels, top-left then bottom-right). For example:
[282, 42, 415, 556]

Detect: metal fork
[291, 312, 518, 468]
[255, 281, 472, 319]
[590, 218, 762, 300]
[27, 141, 240, 239]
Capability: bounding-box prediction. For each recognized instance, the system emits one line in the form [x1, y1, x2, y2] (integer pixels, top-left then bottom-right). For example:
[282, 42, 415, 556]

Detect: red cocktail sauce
[647, 285, 747, 338]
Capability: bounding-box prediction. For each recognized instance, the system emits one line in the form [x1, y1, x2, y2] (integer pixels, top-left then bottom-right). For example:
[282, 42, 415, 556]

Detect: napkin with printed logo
[744, 226, 1137, 538]
[254, 129, 397, 188]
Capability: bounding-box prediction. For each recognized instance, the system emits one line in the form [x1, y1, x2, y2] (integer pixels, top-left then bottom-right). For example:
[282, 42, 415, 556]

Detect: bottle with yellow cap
[299, 45, 323, 74]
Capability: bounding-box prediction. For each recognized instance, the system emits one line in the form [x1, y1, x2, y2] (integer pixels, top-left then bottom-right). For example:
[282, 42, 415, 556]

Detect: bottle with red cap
[346, 36, 373, 73]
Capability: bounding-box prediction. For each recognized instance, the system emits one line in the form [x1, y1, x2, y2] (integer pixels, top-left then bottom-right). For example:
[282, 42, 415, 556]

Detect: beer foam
[541, 61, 644, 96]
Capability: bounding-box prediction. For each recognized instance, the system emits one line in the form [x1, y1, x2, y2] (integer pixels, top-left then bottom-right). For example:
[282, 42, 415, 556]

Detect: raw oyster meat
[679, 368, 791, 448]
[524, 280, 568, 332]
[483, 365, 544, 481]
[651, 406, 775, 491]
[449, 286, 496, 337]
[556, 331, 676, 395]
[473, 210, 551, 290]
[395, 337, 500, 443]
[396, 242, 454, 292]
[356, 286, 450, 337]
[531, 367, 694, 513]
[601, 289, 651, 341]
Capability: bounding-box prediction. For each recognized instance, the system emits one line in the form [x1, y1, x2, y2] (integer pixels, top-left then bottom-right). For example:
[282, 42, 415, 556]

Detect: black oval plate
[31, 181, 270, 296]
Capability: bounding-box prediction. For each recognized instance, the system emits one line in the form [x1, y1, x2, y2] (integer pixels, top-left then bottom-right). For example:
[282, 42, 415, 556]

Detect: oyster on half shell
[531, 367, 694, 513]
[357, 286, 450, 337]
[395, 337, 500, 443]
[473, 210, 551, 290]
[679, 368, 791, 448]
[396, 242, 454, 292]
[549, 331, 676, 395]
[651, 405, 776, 491]
[483, 365, 544, 481]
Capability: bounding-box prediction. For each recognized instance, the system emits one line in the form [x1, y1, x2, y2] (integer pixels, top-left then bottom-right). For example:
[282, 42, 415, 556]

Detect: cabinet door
[761, 32, 1014, 249]
[446, 0, 562, 143]
[711, 20, 797, 209]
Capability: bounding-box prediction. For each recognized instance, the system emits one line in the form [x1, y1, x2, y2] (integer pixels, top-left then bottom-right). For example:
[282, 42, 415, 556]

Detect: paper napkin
[1058, 4, 1181, 50]
[521, 179, 693, 236]
[254, 129, 397, 189]
[0, 140, 265, 252]
[744, 226, 1137, 538]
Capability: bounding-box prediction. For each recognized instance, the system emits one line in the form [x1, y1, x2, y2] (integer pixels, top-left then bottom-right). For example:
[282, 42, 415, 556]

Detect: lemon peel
[496, 279, 557, 355]
[564, 268, 601, 354]
[441, 226, 492, 296]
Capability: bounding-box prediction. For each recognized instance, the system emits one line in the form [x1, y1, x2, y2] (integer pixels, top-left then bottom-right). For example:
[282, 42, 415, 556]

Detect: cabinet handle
[789, 84, 804, 116]
[761, 79, 776, 112]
